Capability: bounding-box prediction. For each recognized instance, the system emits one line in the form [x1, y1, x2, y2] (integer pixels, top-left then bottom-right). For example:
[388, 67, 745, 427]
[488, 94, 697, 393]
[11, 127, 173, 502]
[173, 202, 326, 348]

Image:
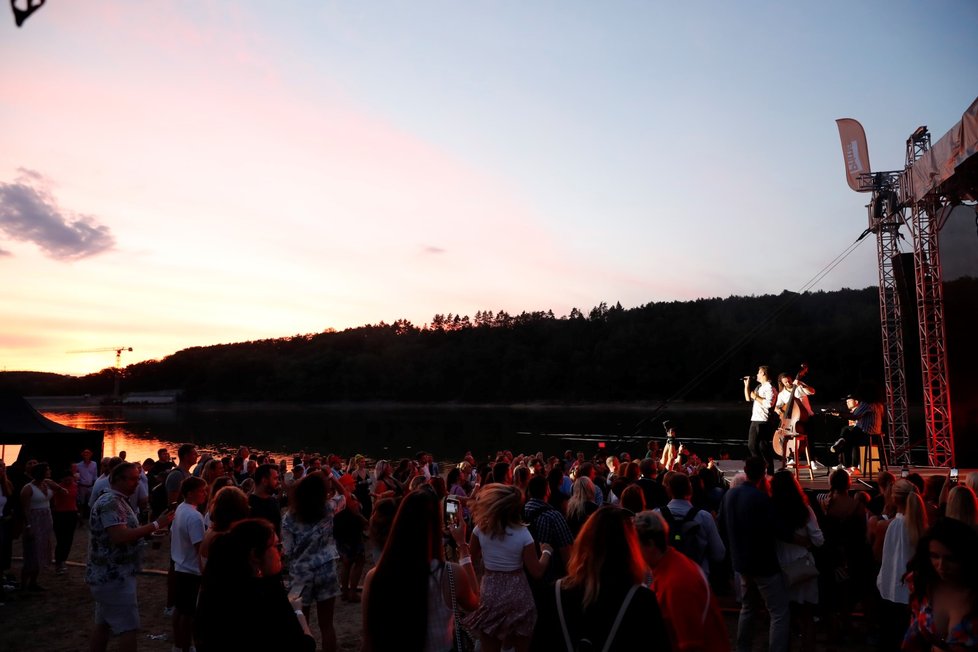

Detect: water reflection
[5, 403, 763, 466]
[2, 402, 892, 467]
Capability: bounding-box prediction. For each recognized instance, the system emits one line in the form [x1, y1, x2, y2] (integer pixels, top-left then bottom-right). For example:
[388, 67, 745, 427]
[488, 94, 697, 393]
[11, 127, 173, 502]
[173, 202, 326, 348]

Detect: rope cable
[618, 230, 871, 444]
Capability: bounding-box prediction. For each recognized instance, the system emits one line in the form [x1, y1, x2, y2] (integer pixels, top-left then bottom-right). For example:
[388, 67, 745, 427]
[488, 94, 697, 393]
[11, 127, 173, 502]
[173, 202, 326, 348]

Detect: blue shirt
[720, 482, 781, 576]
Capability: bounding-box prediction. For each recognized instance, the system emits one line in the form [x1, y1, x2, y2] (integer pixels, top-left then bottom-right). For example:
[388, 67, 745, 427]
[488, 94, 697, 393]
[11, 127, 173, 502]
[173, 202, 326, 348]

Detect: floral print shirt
[86, 489, 142, 586]
[904, 590, 978, 650]
[282, 495, 345, 585]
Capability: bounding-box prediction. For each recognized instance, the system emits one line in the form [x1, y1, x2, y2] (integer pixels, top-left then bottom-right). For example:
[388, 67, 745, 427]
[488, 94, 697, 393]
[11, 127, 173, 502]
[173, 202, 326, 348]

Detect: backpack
[555, 580, 640, 652]
[659, 506, 706, 565]
[148, 480, 168, 520]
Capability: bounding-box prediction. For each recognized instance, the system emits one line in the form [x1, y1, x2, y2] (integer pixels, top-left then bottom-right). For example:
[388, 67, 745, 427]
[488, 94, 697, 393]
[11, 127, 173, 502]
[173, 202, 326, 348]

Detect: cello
[772, 364, 809, 463]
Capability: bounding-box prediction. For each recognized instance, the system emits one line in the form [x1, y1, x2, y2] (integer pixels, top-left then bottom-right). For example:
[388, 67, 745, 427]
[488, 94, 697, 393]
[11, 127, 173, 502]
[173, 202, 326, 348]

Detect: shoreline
[26, 396, 773, 412]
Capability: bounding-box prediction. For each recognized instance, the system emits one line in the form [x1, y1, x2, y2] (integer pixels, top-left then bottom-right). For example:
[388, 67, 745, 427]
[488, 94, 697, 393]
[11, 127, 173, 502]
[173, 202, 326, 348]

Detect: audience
[635, 509, 729, 652]
[465, 484, 552, 652]
[281, 471, 348, 651]
[902, 517, 978, 651]
[877, 479, 928, 650]
[1, 437, 968, 652]
[536, 506, 671, 650]
[361, 487, 479, 651]
[195, 518, 315, 651]
[770, 470, 823, 652]
[719, 456, 790, 652]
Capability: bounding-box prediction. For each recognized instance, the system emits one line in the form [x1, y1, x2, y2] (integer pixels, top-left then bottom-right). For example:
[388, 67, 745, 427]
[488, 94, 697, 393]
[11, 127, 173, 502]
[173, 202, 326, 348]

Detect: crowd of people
[1, 440, 977, 652]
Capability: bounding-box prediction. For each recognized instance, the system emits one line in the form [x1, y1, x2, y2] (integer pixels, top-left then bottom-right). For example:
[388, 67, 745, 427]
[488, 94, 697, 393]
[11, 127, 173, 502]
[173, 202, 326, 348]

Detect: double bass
[772, 364, 809, 461]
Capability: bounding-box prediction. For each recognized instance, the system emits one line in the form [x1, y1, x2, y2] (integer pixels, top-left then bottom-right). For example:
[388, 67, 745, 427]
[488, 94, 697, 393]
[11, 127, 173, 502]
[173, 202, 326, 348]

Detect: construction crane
[66, 347, 133, 399]
[67, 346, 133, 368]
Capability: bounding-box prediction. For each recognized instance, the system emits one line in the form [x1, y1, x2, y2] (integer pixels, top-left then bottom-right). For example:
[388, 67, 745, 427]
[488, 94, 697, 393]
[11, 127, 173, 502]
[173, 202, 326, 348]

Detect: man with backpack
[636, 509, 731, 652]
[655, 472, 725, 577]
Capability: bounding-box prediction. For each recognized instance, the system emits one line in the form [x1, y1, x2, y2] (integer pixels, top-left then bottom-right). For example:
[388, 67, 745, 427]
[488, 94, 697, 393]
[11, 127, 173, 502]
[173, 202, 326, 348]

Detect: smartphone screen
[950, 468, 959, 482]
[445, 497, 459, 521]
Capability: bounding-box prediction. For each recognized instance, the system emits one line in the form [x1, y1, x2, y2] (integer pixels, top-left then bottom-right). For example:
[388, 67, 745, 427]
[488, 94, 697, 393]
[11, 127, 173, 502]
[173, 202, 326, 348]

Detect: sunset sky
[2, 1, 976, 376]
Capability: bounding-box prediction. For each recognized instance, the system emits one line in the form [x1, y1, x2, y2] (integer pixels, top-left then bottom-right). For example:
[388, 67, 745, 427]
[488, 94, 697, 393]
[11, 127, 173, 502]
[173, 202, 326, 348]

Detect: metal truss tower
[864, 173, 912, 464]
[903, 129, 955, 466]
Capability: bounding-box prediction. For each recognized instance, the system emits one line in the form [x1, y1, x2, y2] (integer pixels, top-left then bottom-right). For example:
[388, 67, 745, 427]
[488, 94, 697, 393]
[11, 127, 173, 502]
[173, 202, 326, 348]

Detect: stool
[858, 433, 889, 477]
[785, 435, 814, 481]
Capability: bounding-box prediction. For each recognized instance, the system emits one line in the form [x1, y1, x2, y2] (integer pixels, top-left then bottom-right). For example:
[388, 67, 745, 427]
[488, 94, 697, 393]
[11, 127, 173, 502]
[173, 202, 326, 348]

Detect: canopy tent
[907, 95, 978, 203]
[0, 392, 103, 472]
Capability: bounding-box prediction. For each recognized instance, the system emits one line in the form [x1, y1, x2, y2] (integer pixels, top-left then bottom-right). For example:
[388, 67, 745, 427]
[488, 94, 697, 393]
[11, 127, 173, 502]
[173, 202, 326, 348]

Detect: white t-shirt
[473, 524, 533, 572]
[171, 502, 205, 575]
[776, 387, 813, 419]
[750, 382, 774, 422]
[128, 470, 149, 513]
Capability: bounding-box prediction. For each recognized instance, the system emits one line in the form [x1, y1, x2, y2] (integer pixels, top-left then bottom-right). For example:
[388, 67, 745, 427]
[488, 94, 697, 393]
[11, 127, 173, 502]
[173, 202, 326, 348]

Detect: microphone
[741, 376, 751, 381]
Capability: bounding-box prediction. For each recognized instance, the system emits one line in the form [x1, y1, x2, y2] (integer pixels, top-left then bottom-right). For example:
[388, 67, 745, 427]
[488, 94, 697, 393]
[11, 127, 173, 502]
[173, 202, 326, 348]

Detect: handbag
[782, 552, 819, 586]
[446, 562, 475, 652]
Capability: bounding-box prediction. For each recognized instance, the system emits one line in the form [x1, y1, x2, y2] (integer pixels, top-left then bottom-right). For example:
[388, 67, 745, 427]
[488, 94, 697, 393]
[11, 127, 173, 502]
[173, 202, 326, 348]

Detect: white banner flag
[836, 118, 873, 192]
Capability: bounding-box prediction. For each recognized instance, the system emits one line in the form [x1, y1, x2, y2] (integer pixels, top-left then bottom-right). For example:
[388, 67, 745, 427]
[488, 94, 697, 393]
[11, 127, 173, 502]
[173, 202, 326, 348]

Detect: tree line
[4, 280, 976, 407]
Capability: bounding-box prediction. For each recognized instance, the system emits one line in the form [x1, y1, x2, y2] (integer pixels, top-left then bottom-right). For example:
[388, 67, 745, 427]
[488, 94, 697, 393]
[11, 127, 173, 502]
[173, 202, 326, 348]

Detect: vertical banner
[836, 118, 873, 192]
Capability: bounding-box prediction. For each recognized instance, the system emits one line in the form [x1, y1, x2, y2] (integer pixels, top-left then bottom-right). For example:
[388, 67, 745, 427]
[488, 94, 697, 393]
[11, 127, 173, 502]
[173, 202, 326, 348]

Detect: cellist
[774, 372, 815, 465]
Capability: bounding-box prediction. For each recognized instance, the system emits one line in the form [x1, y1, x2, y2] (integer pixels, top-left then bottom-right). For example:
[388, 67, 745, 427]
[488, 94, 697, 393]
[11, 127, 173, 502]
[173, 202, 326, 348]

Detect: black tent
[0, 392, 104, 472]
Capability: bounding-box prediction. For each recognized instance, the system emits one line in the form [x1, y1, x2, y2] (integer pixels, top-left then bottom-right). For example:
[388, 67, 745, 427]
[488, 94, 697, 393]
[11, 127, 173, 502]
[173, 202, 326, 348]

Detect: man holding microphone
[744, 366, 775, 475]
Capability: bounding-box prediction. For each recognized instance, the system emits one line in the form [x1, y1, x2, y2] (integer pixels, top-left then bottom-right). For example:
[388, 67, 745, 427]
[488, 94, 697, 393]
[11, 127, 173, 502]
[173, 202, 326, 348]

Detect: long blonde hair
[566, 476, 595, 523]
[893, 479, 927, 547]
[470, 484, 523, 538]
[966, 471, 978, 495]
[946, 485, 978, 527]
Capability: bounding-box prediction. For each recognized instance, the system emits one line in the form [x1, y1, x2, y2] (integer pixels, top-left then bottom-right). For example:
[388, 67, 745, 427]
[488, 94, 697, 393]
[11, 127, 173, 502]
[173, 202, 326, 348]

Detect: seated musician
[831, 391, 883, 473]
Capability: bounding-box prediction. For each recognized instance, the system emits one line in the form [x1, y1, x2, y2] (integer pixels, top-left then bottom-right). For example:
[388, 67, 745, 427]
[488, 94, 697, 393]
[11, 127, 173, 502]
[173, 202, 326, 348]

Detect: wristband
[294, 609, 304, 616]
[459, 556, 472, 566]
[152, 521, 160, 530]
[541, 549, 552, 558]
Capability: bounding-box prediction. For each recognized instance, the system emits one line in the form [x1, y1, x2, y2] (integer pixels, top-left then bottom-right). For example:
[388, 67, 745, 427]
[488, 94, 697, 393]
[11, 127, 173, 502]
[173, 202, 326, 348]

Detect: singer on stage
[743, 366, 775, 474]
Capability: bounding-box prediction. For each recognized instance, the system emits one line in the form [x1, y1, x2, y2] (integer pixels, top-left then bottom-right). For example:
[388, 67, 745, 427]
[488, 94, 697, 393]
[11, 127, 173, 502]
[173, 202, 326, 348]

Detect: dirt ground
[0, 522, 364, 652]
[1, 524, 878, 652]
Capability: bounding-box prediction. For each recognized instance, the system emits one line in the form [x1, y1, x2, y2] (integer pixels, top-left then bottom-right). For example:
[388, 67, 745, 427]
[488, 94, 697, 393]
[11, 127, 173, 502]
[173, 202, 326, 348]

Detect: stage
[712, 459, 973, 493]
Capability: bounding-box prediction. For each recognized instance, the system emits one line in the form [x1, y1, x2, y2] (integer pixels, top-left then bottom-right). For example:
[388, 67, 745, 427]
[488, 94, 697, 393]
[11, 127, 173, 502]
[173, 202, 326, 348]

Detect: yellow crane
[68, 346, 133, 368]
[66, 346, 133, 399]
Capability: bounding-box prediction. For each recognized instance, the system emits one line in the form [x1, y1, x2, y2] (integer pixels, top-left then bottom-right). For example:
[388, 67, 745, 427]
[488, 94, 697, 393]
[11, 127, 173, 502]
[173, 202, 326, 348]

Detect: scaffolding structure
[862, 172, 912, 464]
[841, 98, 978, 468]
[903, 129, 956, 466]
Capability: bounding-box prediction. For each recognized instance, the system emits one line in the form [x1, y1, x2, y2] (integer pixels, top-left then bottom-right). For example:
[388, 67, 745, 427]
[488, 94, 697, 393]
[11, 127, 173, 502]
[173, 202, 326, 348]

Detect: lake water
[1, 399, 885, 466]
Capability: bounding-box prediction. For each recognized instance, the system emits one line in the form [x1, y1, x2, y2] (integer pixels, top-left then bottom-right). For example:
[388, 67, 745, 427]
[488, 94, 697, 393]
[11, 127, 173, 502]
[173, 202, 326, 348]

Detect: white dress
[776, 505, 824, 604]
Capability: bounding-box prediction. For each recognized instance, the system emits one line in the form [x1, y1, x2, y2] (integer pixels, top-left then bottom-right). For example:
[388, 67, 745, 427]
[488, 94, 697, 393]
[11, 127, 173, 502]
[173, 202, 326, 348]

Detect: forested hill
[4, 280, 977, 404]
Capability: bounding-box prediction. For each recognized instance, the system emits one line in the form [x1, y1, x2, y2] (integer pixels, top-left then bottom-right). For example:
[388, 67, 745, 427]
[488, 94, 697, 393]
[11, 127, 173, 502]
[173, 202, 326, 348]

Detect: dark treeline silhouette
[3, 281, 976, 409]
